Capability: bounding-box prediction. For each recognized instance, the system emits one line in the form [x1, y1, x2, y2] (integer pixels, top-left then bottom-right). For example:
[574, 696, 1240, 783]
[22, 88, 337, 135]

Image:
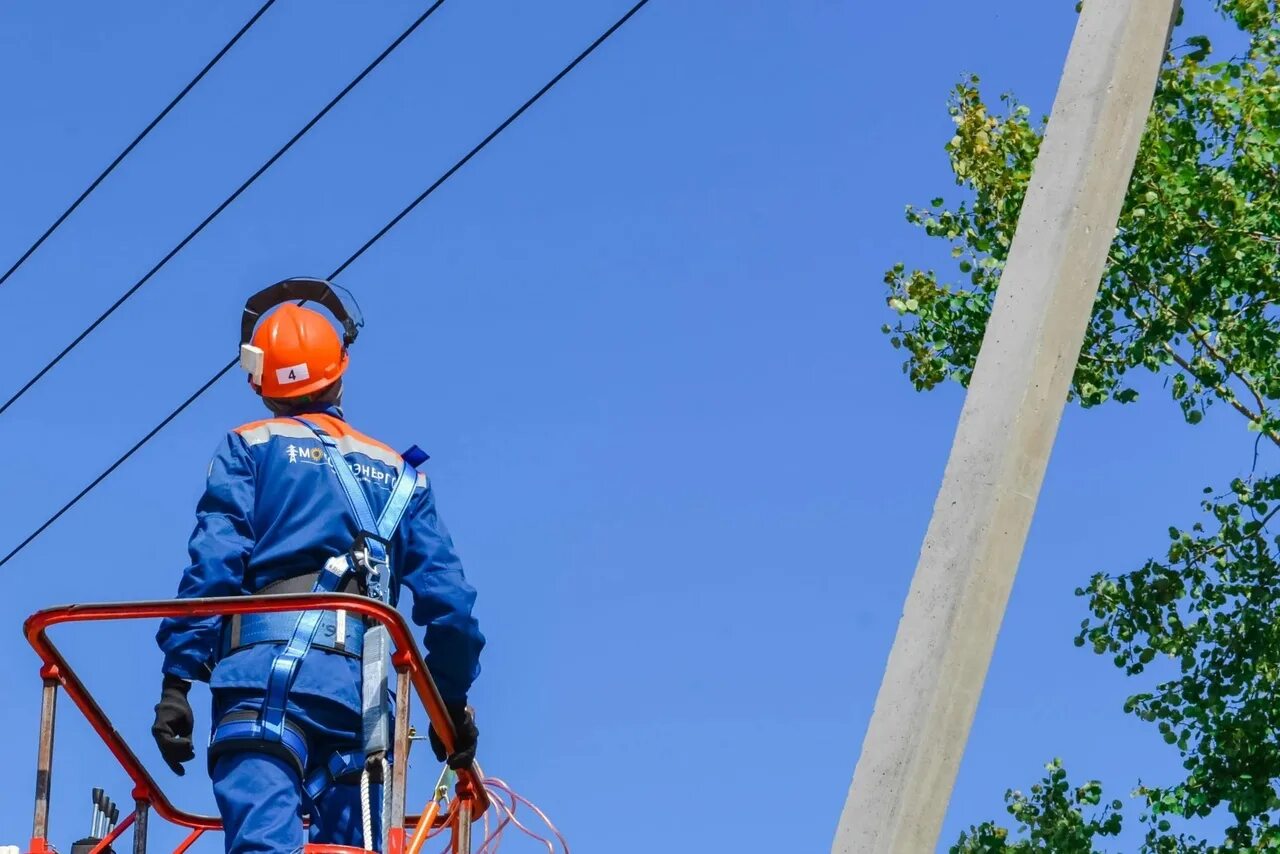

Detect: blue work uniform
[156, 405, 484, 853]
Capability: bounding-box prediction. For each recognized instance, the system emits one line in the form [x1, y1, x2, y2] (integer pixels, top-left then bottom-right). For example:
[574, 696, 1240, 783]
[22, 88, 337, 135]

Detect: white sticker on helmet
[276, 363, 311, 384]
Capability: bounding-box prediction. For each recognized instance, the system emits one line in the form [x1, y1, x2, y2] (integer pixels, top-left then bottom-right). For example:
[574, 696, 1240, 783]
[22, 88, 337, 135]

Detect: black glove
[429, 700, 478, 769]
[151, 674, 194, 776]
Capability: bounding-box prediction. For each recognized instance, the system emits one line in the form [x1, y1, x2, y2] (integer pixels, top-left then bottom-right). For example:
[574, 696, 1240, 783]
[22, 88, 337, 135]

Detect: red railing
[24, 594, 489, 854]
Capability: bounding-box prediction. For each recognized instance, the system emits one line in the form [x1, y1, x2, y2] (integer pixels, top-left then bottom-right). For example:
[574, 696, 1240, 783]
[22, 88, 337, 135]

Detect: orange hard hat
[248, 303, 349, 398]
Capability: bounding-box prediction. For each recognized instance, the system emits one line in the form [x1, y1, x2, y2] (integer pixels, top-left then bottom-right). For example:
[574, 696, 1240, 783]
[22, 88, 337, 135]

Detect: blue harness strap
[255, 418, 416, 738]
[258, 558, 352, 740]
[211, 416, 419, 791]
[210, 557, 352, 762]
[292, 418, 417, 778]
[223, 608, 365, 658]
[304, 748, 364, 801]
[294, 416, 418, 593]
[379, 462, 417, 553]
[212, 711, 311, 770]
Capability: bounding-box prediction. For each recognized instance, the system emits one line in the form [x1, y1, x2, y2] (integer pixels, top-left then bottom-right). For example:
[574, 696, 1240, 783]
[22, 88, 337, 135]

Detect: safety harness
[209, 415, 419, 850]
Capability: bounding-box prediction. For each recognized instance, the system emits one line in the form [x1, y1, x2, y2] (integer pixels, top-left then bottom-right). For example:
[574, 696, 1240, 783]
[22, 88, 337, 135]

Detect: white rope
[361, 765, 374, 851]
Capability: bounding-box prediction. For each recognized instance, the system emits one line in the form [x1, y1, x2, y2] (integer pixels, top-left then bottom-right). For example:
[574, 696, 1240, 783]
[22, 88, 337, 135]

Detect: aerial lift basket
[21, 593, 490, 854]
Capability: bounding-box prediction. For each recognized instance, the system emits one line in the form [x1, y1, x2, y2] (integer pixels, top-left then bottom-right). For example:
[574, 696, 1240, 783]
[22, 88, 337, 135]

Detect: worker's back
[158, 404, 432, 709]
[231, 407, 425, 590]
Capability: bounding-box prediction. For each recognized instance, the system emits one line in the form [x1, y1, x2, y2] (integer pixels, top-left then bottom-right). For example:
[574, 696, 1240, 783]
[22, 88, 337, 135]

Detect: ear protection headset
[238, 277, 364, 386]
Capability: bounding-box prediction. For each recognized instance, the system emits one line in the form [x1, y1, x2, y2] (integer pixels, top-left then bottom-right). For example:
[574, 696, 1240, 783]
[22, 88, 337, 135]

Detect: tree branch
[1160, 341, 1280, 448]
[1192, 327, 1270, 417]
[1118, 270, 1279, 443]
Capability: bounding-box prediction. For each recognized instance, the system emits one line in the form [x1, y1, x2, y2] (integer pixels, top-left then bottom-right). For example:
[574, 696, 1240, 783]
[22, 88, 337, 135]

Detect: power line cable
[0, 0, 449, 418]
[0, 0, 653, 568]
[0, 0, 280, 289]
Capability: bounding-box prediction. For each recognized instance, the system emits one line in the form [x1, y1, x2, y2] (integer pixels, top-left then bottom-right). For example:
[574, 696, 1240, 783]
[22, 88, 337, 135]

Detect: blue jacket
[156, 406, 483, 707]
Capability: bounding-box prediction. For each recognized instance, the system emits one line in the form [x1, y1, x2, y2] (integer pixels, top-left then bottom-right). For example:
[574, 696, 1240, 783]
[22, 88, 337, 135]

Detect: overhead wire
[0, 0, 450, 418]
[0, 0, 279, 289]
[0, 0, 654, 568]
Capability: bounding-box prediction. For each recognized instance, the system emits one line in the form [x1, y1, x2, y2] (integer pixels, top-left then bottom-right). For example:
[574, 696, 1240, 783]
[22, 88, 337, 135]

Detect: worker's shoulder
[324, 418, 432, 488]
[231, 413, 409, 471]
[319, 416, 397, 455]
[335, 420, 430, 489]
[231, 415, 307, 447]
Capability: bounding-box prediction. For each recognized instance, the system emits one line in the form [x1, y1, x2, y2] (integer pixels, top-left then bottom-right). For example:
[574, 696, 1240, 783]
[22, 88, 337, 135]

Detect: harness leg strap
[208, 556, 353, 772]
[257, 556, 353, 741]
[208, 710, 310, 778]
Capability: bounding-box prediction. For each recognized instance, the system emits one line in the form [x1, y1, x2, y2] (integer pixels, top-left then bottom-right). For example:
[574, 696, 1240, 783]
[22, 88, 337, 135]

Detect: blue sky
[0, 1, 1257, 851]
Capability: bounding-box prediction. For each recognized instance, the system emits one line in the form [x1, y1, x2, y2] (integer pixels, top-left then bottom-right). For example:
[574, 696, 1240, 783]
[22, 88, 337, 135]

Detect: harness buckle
[351, 531, 393, 602]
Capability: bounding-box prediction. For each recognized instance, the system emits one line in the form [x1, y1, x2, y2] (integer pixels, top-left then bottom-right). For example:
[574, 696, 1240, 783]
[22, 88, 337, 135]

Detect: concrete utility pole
[833, 1, 1180, 851]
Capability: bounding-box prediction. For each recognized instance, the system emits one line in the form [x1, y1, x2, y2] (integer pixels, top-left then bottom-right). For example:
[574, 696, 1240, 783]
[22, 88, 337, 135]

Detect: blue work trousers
[210, 689, 383, 854]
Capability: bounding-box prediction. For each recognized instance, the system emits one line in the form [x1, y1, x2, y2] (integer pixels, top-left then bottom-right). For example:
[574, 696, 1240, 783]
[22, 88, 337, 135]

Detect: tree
[951, 760, 1123, 853]
[884, 2, 1280, 850]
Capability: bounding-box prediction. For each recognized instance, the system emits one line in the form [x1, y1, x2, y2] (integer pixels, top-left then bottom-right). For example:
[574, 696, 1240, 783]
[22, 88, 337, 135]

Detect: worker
[151, 278, 484, 852]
